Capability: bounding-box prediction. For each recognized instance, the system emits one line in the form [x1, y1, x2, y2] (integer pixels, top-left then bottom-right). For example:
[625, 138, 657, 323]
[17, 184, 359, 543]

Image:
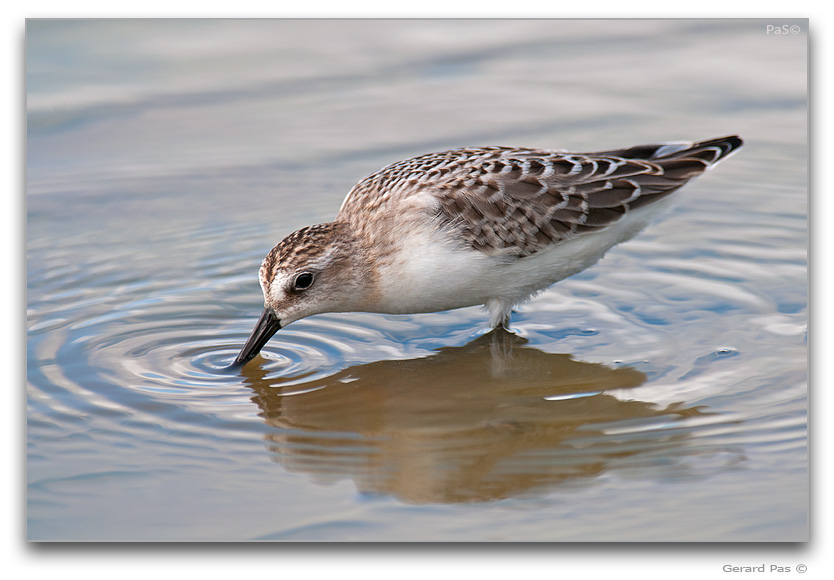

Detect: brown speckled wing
[429, 136, 743, 257]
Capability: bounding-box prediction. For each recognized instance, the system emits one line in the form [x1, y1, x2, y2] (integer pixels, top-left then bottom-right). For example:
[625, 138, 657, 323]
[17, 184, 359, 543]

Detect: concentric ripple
[27, 192, 807, 461]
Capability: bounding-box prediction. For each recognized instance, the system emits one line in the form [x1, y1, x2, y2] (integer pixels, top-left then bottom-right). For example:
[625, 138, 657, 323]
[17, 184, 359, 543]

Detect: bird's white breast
[370, 195, 676, 316]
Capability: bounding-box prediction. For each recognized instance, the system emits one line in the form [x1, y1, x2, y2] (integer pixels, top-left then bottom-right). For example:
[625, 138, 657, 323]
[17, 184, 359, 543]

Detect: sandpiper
[233, 135, 743, 366]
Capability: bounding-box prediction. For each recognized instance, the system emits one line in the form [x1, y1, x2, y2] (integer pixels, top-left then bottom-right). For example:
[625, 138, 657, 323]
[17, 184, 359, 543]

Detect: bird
[232, 135, 743, 366]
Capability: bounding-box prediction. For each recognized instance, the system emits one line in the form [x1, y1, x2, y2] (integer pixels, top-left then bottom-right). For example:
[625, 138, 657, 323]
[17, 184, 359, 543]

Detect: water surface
[26, 19, 807, 541]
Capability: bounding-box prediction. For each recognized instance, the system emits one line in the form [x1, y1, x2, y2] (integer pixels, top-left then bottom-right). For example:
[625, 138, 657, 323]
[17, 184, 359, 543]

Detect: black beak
[232, 308, 282, 367]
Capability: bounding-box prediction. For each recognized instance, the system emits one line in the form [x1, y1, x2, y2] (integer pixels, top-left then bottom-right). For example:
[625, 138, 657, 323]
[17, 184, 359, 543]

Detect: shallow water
[26, 19, 807, 541]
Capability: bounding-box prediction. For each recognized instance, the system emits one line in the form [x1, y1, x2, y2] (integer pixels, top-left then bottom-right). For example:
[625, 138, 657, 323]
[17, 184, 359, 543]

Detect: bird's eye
[293, 272, 315, 291]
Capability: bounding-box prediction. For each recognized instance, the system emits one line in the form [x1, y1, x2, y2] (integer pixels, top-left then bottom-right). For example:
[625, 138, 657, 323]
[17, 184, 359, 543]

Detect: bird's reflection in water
[240, 328, 710, 504]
